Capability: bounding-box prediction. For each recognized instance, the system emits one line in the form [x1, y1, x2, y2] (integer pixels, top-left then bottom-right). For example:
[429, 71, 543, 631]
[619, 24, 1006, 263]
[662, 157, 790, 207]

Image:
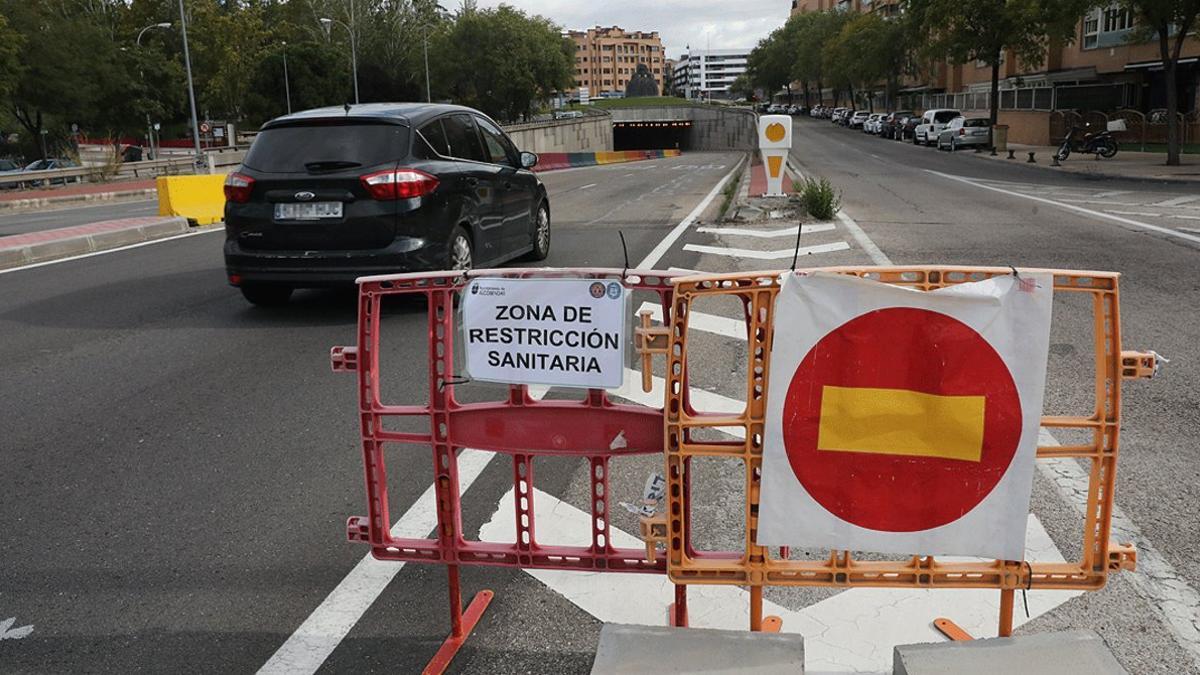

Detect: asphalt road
[0, 199, 159, 238]
[0, 153, 742, 674]
[2, 135, 1198, 674]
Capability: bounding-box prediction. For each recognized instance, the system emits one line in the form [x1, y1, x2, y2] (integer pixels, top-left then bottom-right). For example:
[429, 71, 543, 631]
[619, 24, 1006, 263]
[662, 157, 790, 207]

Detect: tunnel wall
[609, 106, 758, 151]
[503, 113, 614, 153]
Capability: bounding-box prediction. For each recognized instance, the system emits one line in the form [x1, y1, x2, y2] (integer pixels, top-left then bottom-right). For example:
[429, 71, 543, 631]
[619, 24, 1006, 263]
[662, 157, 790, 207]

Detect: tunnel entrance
[613, 121, 693, 151]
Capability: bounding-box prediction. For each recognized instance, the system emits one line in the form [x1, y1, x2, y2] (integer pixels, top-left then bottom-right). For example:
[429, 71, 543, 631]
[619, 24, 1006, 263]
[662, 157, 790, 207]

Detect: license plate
[274, 201, 343, 220]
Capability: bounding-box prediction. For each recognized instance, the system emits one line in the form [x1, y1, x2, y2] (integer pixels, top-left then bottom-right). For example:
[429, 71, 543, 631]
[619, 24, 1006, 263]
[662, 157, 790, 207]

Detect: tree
[1119, 0, 1200, 165]
[433, 4, 572, 122]
[791, 10, 850, 107]
[747, 21, 800, 103]
[907, 0, 1093, 137]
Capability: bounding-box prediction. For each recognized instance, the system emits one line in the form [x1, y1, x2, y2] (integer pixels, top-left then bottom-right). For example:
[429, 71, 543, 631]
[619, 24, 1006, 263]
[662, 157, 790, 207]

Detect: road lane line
[1105, 210, 1163, 217]
[1092, 190, 1131, 199]
[683, 241, 850, 260]
[0, 227, 223, 275]
[579, 183, 597, 190]
[836, 212, 892, 265]
[1037, 430, 1200, 670]
[1153, 195, 1200, 208]
[636, 158, 743, 269]
[926, 170, 1200, 246]
[1170, 215, 1200, 221]
[635, 301, 745, 340]
[697, 223, 836, 238]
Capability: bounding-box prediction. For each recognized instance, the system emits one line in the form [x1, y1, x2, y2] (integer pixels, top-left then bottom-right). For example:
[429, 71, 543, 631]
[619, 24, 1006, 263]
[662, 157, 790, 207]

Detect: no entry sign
[757, 272, 1053, 559]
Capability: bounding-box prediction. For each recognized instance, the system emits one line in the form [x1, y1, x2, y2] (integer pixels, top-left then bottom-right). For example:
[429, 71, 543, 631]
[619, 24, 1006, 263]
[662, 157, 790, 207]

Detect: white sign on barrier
[758, 114, 793, 197]
[462, 277, 627, 389]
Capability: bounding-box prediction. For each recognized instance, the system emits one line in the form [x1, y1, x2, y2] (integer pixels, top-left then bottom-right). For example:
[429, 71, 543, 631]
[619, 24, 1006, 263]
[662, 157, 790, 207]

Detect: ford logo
[295, 191, 316, 201]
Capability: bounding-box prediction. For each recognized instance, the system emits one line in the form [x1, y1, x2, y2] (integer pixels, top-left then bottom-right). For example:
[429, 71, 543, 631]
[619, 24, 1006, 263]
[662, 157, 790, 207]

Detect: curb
[0, 187, 158, 212]
[0, 216, 191, 271]
[967, 151, 1200, 185]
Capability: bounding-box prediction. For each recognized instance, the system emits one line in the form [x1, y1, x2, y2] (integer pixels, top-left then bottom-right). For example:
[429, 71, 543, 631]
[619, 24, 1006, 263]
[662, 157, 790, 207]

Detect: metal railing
[0, 151, 246, 191]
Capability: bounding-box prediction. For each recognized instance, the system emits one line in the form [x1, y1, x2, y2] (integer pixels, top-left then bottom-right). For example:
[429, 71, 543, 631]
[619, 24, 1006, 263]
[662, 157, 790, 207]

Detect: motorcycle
[1056, 125, 1119, 161]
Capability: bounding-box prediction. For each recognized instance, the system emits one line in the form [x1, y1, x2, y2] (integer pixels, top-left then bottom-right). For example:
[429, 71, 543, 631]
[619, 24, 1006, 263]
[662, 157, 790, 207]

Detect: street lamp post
[136, 22, 171, 160]
[320, 17, 359, 104]
[177, 0, 205, 170]
[421, 3, 447, 103]
[281, 41, 292, 114]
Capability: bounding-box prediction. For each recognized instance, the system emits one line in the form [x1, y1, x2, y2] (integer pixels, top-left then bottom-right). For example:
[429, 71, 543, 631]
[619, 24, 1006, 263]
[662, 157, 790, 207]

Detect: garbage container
[992, 124, 1009, 153]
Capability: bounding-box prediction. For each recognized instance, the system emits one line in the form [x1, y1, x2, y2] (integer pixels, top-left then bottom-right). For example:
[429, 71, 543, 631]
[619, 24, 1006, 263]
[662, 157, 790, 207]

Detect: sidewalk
[0, 179, 158, 211]
[973, 143, 1200, 183]
[0, 215, 192, 270]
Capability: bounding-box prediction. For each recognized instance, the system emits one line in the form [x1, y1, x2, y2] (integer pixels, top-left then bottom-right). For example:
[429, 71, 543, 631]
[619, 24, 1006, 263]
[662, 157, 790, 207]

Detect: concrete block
[25, 236, 91, 263]
[893, 630, 1127, 675]
[0, 247, 30, 270]
[591, 623, 804, 674]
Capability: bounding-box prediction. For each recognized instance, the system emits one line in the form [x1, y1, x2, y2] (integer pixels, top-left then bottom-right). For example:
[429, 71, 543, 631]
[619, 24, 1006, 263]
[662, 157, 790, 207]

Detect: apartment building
[789, 1, 1200, 142]
[673, 49, 751, 100]
[568, 26, 667, 97]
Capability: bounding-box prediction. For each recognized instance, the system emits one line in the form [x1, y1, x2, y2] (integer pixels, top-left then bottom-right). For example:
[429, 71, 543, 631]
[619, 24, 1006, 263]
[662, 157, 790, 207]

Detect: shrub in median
[798, 176, 841, 221]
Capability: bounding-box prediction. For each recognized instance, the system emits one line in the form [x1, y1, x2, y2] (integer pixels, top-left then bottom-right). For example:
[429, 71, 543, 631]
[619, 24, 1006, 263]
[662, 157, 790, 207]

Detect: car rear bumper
[224, 236, 446, 287]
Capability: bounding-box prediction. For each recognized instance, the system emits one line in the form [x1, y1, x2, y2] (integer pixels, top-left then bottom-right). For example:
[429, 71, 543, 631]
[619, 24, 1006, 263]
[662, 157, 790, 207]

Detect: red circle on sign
[782, 307, 1021, 532]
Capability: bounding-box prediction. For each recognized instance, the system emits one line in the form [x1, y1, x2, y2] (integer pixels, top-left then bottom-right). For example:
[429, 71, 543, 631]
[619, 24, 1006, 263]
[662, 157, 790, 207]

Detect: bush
[797, 176, 841, 221]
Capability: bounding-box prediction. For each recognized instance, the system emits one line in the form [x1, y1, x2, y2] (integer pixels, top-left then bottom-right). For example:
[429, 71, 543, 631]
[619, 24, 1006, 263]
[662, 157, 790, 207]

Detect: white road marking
[635, 301, 745, 340]
[1104, 210, 1163, 217]
[836, 212, 892, 265]
[1153, 195, 1200, 208]
[1037, 431, 1200, 671]
[1180, 227, 1200, 234]
[683, 241, 850, 260]
[579, 183, 597, 190]
[1091, 190, 1131, 199]
[480, 487, 1076, 673]
[610, 367, 744, 419]
[696, 223, 836, 238]
[636, 160, 742, 269]
[0, 227, 222, 276]
[926, 170, 1200, 246]
[1056, 199, 1142, 207]
[0, 617, 34, 640]
[1170, 215, 1200, 221]
[257, 448, 499, 675]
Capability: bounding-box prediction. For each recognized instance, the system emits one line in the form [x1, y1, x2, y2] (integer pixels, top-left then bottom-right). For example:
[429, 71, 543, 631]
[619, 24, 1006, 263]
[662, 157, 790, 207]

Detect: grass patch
[567, 96, 702, 110]
[796, 176, 841, 221]
[718, 169, 741, 218]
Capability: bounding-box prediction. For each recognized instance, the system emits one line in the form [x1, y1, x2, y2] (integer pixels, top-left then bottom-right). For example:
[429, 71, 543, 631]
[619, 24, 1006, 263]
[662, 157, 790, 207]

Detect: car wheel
[912, 134, 920, 145]
[448, 226, 473, 271]
[950, 139, 958, 152]
[526, 201, 551, 261]
[240, 283, 293, 306]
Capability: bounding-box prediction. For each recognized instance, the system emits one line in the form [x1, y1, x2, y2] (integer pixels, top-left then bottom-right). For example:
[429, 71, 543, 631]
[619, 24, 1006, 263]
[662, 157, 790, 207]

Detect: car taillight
[360, 169, 439, 200]
[959, 128, 966, 136]
[224, 172, 255, 203]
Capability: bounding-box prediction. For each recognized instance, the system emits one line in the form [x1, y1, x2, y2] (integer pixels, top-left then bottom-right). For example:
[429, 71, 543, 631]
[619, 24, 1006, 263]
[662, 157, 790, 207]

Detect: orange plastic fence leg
[423, 565, 494, 675]
[998, 588, 1015, 638]
[933, 618, 974, 641]
[749, 586, 782, 632]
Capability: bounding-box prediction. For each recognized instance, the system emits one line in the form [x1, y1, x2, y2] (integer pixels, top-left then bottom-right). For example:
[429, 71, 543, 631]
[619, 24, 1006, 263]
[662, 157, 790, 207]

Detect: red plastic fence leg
[423, 565, 494, 675]
[669, 584, 689, 627]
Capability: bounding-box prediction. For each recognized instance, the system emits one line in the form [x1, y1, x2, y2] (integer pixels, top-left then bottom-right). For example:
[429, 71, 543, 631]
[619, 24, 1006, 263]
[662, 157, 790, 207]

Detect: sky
[472, 0, 791, 59]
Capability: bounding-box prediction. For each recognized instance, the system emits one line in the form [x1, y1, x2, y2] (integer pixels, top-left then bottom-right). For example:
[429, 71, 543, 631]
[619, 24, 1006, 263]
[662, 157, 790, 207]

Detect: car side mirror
[519, 151, 538, 169]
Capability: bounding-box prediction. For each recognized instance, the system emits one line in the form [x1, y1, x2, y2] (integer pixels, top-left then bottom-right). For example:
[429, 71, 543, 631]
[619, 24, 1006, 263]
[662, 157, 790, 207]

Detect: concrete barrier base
[591, 623, 804, 674]
[893, 630, 1127, 675]
[0, 216, 192, 270]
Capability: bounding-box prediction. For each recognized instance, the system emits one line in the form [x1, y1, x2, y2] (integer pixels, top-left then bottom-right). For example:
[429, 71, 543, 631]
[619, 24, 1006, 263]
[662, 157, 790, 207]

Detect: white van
[914, 109, 961, 146]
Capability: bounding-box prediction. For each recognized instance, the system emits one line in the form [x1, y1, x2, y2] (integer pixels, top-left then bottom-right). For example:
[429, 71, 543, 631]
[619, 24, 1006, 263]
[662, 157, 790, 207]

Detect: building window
[1103, 7, 1133, 32]
[1083, 11, 1099, 48]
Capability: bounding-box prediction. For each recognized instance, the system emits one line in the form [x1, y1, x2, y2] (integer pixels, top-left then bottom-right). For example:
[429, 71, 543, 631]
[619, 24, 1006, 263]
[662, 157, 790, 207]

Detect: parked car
[914, 108, 961, 146]
[865, 114, 884, 133]
[0, 159, 21, 174]
[936, 116, 992, 151]
[223, 103, 551, 305]
[899, 115, 921, 141]
[880, 111, 913, 139]
[831, 107, 848, 124]
[848, 111, 870, 129]
[20, 158, 79, 187]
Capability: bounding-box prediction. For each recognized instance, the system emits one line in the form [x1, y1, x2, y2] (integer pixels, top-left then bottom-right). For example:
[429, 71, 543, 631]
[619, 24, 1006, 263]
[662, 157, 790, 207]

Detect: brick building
[790, 1, 1200, 143]
[568, 26, 667, 97]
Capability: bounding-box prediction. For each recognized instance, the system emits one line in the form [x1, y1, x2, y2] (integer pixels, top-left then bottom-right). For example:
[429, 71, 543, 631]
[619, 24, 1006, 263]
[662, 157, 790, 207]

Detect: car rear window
[964, 118, 990, 127]
[934, 110, 961, 123]
[242, 123, 409, 173]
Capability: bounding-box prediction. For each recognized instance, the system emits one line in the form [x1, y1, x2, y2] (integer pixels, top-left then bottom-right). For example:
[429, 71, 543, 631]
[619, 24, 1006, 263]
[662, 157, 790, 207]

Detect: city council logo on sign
[757, 272, 1052, 560]
[461, 277, 627, 389]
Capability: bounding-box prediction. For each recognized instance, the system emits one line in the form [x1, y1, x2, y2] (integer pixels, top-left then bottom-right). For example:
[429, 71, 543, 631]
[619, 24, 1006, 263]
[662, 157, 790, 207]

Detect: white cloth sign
[757, 271, 1053, 559]
[462, 277, 627, 389]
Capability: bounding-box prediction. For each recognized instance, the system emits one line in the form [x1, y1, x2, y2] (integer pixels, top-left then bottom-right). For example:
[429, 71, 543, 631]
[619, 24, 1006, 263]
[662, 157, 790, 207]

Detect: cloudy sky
[473, 0, 790, 59]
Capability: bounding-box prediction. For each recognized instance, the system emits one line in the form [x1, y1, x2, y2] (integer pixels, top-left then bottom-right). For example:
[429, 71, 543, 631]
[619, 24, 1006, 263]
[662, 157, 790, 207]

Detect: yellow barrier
[157, 174, 227, 225]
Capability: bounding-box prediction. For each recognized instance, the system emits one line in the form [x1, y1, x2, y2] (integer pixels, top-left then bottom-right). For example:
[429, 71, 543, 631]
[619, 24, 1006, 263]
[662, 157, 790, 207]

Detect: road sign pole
[177, 0, 205, 172]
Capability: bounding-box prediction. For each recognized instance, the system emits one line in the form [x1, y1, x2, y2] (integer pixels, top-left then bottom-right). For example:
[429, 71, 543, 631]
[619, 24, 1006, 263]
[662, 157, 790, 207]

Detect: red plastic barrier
[331, 267, 688, 673]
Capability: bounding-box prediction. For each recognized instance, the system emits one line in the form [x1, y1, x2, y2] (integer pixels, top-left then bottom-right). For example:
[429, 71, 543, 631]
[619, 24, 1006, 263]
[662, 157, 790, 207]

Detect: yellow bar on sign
[816, 386, 985, 462]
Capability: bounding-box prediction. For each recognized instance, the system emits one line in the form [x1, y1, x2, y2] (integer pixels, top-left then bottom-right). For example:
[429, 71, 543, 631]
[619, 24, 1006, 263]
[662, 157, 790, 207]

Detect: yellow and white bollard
[757, 114, 793, 197]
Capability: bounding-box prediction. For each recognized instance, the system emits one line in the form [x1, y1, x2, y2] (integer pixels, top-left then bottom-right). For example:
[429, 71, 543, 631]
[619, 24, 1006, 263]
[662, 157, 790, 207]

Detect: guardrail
[0, 151, 245, 191]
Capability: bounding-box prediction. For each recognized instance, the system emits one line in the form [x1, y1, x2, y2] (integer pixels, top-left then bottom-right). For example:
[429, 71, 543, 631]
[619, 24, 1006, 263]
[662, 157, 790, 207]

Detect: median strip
[0, 215, 193, 271]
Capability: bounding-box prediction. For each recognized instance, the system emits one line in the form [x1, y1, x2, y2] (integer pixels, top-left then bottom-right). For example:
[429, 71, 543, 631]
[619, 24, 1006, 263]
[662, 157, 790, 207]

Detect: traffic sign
[757, 271, 1053, 559]
[199, 122, 211, 134]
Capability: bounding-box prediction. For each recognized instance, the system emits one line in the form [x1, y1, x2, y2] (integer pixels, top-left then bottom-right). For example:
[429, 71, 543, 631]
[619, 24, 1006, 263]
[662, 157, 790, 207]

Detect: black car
[224, 103, 550, 305]
[880, 111, 913, 139]
[899, 115, 921, 141]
